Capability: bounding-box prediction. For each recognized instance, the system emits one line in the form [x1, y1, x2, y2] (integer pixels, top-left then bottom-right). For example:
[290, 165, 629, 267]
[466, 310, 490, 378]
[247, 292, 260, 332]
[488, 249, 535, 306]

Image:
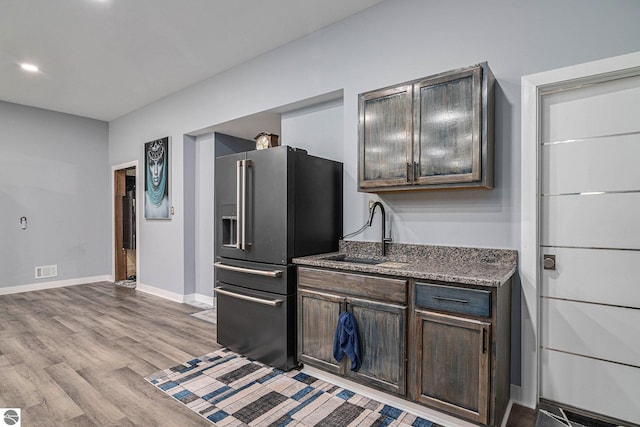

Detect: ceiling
[0, 0, 384, 122]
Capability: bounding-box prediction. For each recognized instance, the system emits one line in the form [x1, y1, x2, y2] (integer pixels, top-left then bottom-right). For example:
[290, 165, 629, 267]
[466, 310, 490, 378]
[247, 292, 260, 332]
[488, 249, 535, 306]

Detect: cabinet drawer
[215, 258, 294, 295]
[415, 283, 491, 317]
[298, 267, 407, 304]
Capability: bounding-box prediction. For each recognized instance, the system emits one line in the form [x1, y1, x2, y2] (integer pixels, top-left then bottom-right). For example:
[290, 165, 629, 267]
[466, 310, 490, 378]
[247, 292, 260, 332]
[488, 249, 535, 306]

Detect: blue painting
[144, 137, 170, 219]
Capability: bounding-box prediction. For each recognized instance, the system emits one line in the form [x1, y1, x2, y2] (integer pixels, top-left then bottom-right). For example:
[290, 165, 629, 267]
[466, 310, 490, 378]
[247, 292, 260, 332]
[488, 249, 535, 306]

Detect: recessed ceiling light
[20, 63, 39, 73]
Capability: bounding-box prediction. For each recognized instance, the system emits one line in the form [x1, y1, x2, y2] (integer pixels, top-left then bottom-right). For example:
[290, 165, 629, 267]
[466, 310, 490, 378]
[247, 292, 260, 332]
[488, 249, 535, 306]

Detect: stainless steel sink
[319, 254, 409, 269]
[338, 256, 381, 265]
[321, 255, 383, 265]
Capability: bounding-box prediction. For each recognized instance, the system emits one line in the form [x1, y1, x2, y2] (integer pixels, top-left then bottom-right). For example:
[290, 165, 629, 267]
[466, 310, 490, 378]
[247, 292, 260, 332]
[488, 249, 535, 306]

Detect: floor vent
[35, 264, 57, 279]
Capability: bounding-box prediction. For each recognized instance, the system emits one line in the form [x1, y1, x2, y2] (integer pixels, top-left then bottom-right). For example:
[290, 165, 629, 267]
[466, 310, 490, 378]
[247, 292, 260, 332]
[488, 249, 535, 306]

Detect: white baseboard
[0, 276, 214, 308]
[126, 284, 214, 307]
[510, 384, 535, 409]
[0, 275, 113, 296]
[183, 293, 214, 307]
[501, 400, 514, 427]
[136, 283, 187, 303]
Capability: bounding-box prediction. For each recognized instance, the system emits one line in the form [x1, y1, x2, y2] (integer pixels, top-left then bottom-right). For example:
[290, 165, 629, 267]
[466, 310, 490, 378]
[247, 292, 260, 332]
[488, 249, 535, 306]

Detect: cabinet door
[413, 310, 490, 424]
[413, 65, 482, 185]
[298, 289, 346, 374]
[358, 84, 413, 190]
[346, 298, 407, 396]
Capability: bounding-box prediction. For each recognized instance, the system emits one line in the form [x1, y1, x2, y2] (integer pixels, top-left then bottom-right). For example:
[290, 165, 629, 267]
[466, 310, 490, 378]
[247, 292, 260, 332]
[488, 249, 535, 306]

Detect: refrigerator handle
[215, 287, 283, 307]
[241, 159, 249, 250]
[214, 262, 283, 277]
[236, 160, 242, 250]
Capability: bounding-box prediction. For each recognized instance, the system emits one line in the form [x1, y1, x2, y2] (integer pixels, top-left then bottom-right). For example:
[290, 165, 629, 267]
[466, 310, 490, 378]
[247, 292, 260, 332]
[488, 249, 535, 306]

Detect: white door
[525, 55, 640, 424]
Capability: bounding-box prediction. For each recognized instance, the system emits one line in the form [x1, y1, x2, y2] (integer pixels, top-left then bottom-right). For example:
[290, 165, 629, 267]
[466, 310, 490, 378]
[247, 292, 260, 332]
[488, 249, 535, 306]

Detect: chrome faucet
[368, 201, 392, 256]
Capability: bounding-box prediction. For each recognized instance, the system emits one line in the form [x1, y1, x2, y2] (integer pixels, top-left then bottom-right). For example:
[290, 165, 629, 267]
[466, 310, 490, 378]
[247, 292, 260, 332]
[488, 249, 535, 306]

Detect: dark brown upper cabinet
[358, 63, 494, 192]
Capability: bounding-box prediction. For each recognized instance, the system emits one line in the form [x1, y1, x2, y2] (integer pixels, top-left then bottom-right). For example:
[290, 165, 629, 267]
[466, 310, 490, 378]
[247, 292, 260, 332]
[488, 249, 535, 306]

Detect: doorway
[521, 52, 640, 424]
[113, 163, 138, 283]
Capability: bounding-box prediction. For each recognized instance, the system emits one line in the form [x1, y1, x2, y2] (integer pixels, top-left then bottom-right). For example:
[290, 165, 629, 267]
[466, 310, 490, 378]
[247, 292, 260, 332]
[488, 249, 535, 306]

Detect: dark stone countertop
[293, 241, 518, 287]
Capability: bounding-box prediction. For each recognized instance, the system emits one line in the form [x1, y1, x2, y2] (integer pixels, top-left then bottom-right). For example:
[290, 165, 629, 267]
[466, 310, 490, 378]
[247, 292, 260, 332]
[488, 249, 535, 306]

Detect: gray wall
[107, 0, 640, 405]
[1, 101, 110, 288]
[183, 135, 196, 296]
[214, 133, 254, 157]
[281, 98, 344, 163]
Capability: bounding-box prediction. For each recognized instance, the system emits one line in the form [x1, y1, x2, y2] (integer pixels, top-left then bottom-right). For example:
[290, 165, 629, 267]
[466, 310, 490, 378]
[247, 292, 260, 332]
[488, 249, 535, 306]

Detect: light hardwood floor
[0, 282, 219, 426]
[0, 282, 534, 427]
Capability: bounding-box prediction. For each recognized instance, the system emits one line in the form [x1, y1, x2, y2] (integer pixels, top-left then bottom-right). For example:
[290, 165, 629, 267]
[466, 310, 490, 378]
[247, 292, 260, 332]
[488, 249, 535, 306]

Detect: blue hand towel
[333, 311, 362, 372]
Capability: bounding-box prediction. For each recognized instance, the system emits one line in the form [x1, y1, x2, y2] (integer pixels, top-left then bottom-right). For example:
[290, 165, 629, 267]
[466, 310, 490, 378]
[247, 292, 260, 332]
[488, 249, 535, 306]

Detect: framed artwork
[144, 137, 170, 220]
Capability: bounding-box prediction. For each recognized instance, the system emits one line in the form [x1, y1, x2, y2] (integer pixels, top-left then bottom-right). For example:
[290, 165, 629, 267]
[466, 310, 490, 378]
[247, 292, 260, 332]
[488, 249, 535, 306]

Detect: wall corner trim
[184, 293, 214, 307]
[136, 283, 186, 303]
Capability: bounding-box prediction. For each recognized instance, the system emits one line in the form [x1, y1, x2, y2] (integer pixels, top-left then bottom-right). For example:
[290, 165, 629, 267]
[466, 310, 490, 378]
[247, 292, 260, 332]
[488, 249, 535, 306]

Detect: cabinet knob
[543, 254, 556, 270]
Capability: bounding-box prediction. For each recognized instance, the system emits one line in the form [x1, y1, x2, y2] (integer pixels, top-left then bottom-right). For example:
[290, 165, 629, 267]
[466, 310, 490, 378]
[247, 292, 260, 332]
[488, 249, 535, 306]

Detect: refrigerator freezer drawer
[215, 257, 295, 295]
[216, 282, 297, 371]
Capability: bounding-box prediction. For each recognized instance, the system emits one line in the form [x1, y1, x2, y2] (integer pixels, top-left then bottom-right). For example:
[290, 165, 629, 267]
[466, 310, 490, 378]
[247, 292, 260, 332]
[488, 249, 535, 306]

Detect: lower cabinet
[297, 268, 408, 396]
[413, 310, 491, 424]
[411, 281, 511, 427]
[297, 267, 511, 427]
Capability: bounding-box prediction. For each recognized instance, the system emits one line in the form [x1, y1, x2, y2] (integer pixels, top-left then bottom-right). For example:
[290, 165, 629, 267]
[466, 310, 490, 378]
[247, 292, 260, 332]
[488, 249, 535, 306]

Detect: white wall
[108, 0, 640, 407]
[1, 101, 110, 289]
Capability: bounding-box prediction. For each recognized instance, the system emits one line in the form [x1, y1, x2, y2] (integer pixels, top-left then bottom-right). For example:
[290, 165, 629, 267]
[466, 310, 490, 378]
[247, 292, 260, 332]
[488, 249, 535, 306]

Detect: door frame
[112, 160, 139, 283]
[520, 51, 640, 408]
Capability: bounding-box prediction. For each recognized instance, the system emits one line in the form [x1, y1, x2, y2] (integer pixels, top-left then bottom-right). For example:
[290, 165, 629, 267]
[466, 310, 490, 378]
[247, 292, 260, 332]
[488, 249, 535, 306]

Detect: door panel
[541, 247, 640, 307]
[541, 74, 640, 142]
[246, 147, 289, 264]
[541, 350, 640, 425]
[541, 134, 640, 194]
[414, 67, 481, 184]
[346, 297, 407, 395]
[539, 67, 640, 424]
[215, 152, 246, 260]
[358, 85, 413, 188]
[298, 289, 346, 374]
[541, 192, 640, 249]
[114, 169, 127, 280]
[541, 298, 640, 367]
[414, 310, 490, 424]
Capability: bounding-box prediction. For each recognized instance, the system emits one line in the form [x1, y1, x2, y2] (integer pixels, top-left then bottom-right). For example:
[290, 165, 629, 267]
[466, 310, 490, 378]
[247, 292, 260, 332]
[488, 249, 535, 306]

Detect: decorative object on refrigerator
[254, 132, 279, 150]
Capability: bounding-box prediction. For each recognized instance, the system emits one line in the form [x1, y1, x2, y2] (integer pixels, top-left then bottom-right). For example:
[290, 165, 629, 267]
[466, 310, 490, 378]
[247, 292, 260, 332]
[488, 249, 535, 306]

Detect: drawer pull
[214, 262, 283, 278]
[214, 287, 283, 307]
[432, 296, 468, 304]
[483, 328, 487, 353]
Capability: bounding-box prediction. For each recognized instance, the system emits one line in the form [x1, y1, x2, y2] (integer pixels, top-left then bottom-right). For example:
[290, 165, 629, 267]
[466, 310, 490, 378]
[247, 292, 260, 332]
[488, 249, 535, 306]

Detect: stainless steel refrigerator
[214, 145, 342, 371]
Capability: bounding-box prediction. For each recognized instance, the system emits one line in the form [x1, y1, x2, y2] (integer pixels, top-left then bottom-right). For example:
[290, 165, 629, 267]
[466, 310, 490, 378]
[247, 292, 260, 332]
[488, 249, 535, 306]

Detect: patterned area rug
[146, 348, 441, 427]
